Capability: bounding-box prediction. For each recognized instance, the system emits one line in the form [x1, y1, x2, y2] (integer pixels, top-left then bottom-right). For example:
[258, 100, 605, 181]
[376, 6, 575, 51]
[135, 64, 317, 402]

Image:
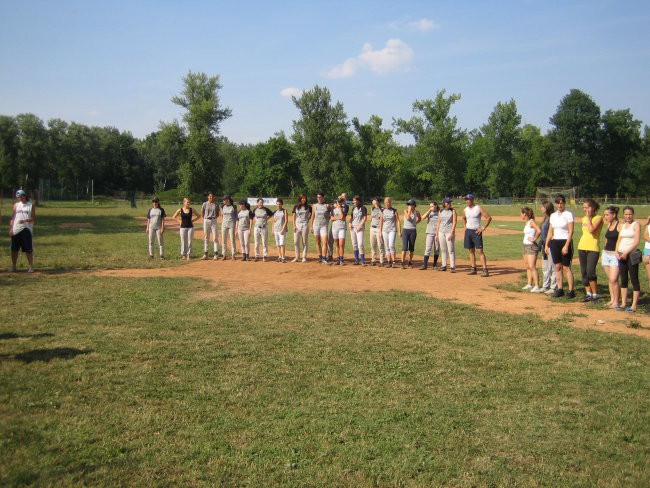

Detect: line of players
[145, 192, 493, 275]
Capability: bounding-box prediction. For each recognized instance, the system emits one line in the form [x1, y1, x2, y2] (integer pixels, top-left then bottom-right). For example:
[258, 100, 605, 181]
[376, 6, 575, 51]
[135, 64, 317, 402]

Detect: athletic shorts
[464, 229, 483, 249]
[332, 228, 346, 239]
[523, 243, 539, 256]
[274, 232, 286, 246]
[601, 251, 619, 267]
[313, 224, 328, 237]
[11, 229, 33, 253]
[549, 239, 573, 267]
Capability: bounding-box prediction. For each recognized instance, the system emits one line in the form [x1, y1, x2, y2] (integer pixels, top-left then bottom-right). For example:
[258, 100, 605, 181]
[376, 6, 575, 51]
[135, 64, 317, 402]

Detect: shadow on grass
[1, 347, 93, 363]
[0, 332, 55, 340]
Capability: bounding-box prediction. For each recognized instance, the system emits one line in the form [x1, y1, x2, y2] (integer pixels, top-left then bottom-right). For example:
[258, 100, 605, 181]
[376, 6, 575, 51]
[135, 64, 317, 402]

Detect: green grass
[0, 275, 649, 486]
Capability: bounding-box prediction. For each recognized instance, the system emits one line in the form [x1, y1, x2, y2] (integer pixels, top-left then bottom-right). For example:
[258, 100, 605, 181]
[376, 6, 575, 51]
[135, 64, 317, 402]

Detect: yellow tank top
[578, 215, 602, 252]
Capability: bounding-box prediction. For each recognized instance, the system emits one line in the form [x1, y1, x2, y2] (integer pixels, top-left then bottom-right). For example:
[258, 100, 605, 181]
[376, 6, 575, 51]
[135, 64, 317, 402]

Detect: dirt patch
[58, 222, 94, 229]
[97, 253, 649, 339]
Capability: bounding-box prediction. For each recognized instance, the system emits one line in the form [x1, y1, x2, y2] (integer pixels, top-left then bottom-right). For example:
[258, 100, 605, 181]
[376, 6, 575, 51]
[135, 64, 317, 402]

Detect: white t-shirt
[549, 210, 574, 240]
[12, 201, 33, 234]
[464, 205, 482, 230]
[523, 220, 536, 245]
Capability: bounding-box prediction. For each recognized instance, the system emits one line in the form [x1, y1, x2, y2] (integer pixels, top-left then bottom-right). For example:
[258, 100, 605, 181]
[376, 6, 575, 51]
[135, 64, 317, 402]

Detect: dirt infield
[98, 254, 649, 339]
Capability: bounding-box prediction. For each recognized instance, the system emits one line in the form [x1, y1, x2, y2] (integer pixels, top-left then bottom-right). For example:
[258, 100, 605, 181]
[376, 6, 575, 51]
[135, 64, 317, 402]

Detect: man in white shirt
[462, 194, 492, 277]
[9, 190, 35, 272]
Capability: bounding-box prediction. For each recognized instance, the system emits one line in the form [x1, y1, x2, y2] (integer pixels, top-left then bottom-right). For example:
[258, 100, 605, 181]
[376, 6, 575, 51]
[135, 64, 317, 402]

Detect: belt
[371, 225, 378, 228]
[205, 217, 216, 219]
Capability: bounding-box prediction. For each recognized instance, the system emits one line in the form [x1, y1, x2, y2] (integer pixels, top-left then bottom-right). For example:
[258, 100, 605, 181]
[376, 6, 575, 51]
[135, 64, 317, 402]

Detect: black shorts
[549, 239, 573, 267]
[11, 228, 33, 253]
[464, 229, 483, 249]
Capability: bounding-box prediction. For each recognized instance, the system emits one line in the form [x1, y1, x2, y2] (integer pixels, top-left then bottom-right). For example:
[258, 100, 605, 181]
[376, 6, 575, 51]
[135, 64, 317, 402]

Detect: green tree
[548, 89, 602, 193]
[480, 100, 522, 197]
[601, 109, 643, 196]
[291, 85, 353, 195]
[241, 133, 301, 196]
[393, 89, 468, 197]
[171, 71, 232, 194]
[351, 115, 401, 198]
[513, 124, 554, 197]
[15, 113, 49, 188]
[0, 115, 19, 187]
[464, 130, 489, 196]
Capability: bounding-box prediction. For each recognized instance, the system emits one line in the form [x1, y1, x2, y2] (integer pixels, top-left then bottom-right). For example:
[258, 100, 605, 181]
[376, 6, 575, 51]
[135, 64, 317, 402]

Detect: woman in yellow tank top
[577, 198, 603, 302]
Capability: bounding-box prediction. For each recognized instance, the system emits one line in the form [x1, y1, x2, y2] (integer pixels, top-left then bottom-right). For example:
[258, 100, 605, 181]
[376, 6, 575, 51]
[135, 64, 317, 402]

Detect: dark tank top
[604, 221, 618, 251]
[180, 208, 193, 228]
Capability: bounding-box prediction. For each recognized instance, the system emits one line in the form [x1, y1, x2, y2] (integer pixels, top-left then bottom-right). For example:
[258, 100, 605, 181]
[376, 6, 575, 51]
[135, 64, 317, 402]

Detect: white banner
[247, 197, 278, 206]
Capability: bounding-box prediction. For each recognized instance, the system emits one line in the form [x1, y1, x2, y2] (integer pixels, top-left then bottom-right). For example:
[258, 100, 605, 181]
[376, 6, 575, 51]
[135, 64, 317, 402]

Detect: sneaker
[361, 262, 367, 267]
[580, 295, 592, 303]
[253, 257, 259, 262]
[221, 255, 227, 261]
[467, 268, 477, 275]
[522, 284, 533, 290]
[401, 263, 406, 269]
[418, 264, 428, 270]
[27, 268, 34, 273]
[550, 289, 565, 298]
[566, 290, 576, 299]
[437, 266, 447, 272]
[591, 294, 600, 301]
[407, 262, 413, 269]
[160, 256, 165, 260]
[370, 261, 376, 266]
[301, 257, 307, 263]
[544, 288, 556, 295]
[201, 253, 208, 260]
[450, 268, 456, 273]
[481, 269, 489, 277]
[262, 257, 266, 262]
[213, 254, 218, 260]
[541, 287, 550, 293]
[292, 257, 299, 262]
[353, 261, 360, 265]
[530, 286, 542, 293]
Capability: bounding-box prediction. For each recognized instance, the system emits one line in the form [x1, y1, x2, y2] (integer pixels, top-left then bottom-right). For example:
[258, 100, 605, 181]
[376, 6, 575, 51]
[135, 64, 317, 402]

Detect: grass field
[1, 202, 649, 486]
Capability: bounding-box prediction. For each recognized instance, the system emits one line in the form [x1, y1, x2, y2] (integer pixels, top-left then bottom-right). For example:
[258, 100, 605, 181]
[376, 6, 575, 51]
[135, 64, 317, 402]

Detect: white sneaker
[522, 284, 533, 290]
[27, 268, 34, 273]
[301, 257, 307, 263]
[292, 257, 299, 262]
[530, 286, 542, 293]
[544, 288, 556, 295]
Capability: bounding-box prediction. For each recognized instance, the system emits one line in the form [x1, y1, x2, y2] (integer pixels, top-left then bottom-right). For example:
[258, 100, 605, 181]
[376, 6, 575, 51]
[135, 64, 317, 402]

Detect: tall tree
[291, 85, 353, 195]
[241, 133, 301, 196]
[601, 109, 643, 196]
[548, 89, 602, 193]
[15, 113, 49, 187]
[171, 71, 232, 194]
[0, 115, 19, 187]
[394, 89, 468, 197]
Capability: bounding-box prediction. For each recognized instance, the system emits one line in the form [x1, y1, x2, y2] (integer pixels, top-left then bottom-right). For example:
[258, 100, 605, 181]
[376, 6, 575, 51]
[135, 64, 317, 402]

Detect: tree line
[1, 71, 649, 200]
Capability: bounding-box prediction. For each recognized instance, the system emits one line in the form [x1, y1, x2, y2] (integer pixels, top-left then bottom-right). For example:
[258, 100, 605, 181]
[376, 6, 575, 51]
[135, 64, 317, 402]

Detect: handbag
[630, 249, 642, 265]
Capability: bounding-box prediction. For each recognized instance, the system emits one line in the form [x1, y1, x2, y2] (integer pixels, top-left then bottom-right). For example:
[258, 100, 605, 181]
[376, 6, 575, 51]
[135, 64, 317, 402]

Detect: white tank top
[617, 221, 639, 253]
[464, 205, 481, 230]
[12, 201, 33, 234]
[523, 220, 536, 245]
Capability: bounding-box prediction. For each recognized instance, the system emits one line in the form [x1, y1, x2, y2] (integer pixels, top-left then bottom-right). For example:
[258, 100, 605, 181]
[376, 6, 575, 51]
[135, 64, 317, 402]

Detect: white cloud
[87, 110, 101, 117]
[280, 87, 303, 98]
[408, 18, 438, 31]
[328, 39, 414, 79]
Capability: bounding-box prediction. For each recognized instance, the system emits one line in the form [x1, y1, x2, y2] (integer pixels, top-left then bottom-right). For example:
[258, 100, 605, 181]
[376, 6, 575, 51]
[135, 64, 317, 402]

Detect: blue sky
[1, 0, 648, 144]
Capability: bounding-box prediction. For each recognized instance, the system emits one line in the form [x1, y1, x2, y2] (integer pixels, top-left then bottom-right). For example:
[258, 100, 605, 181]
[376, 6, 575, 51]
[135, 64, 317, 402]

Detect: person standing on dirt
[220, 195, 237, 260]
[330, 197, 348, 265]
[539, 201, 557, 294]
[9, 189, 35, 273]
[328, 192, 348, 261]
[236, 200, 254, 261]
[349, 195, 368, 266]
[201, 192, 220, 260]
[172, 198, 199, 260]
[577, 198, 603, 302]
[273, 198, 288, 262]
[252, 198, 273, 262]
[311, 192, 331, 264]
[401, 199, 421, 269]
[146, 197, 166, 259]
[615, 206, 641, 313]
[369, 197, 384, 266]
[436, 197, 457, 272]
[545, 194, 576, 299]
[420, 201, 440, 270]
[462, 194, 492, 277]
[291, 194, 311, 262]
[601, 206, 620, 309]
[380, 197, 400, 268]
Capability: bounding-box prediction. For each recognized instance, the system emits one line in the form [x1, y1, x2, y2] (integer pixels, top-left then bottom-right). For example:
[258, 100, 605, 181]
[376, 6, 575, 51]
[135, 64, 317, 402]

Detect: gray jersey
[201, 201, 219, 219]
[439, 208, 455, 233]
[351, 205, 367, 228]
[273, 209, 287, 233]
[147, 207, 166, 230]
[425, 211, 439, 234]
[370, 207, 382, 227]
[403, 211, 419, 230]
[331, 206, 347, 231]
[237, 210, 252, 231]
[312, 203, 330, 227]
[381, 207, 398, 232]
[254, 207, 273, 228]
[221, 204, 237, 228]
[292, 204, 311, 229]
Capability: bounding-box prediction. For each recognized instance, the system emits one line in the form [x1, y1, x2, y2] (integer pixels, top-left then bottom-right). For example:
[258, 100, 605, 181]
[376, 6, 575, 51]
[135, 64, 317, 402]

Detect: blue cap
[465, 194, 474, 200]
[16, 190, 26, 197]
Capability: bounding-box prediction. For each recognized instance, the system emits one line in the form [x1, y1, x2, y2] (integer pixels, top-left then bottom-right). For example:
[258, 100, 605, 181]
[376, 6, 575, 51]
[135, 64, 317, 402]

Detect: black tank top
[180, 208, 193, 228]
[604, 221, 618, 251]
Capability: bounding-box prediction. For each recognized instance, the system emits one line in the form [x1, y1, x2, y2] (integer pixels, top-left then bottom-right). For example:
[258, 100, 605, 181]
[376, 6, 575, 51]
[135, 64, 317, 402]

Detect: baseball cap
[465, 194, 475, 200]
[152, 197, 160, 203]
[443, 197, 452, 204]
[406, 199, 416, 206]
[222, 194, 232, 201]
[238, 199, 247, 205]
[16, 190, 26, 197]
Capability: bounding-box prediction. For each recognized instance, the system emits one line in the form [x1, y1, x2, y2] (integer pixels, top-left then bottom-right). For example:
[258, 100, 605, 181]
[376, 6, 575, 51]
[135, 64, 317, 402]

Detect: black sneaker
[467, 268, 478, 275]
[580, 295, 592, 303]
[550, 289, 565, 298]
[418, 264, 427, 270]
[437, 266, 447, 272]
[450, 268, 456, 273]
[481, 268, 489, 277]
[566, 290, 576, 299]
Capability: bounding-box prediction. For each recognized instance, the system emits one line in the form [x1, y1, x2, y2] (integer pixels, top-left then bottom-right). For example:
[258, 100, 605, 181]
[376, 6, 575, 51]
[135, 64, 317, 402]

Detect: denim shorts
[601, 251, 619, 268]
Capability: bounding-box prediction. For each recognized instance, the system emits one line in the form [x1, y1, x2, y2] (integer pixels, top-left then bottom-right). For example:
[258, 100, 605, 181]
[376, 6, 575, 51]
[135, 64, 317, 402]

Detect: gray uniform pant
[221, 226, 235, 257]
[424, 233, 440, 257]
[439, 231, 455, 268]
[148, 228, 164, 257]
[542, 255, 557, 290]
[253, 226, 268, 257]
[179, 228, 193, 256]
[238, 228, 250, 254]
[370, 227, 384, 262]
[294, 224, 308, 258]
[203, 219, 218, 254]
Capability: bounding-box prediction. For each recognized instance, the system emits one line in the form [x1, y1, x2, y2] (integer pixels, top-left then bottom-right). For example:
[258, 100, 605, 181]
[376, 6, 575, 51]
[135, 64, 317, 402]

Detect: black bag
[630, 249, 642, 266]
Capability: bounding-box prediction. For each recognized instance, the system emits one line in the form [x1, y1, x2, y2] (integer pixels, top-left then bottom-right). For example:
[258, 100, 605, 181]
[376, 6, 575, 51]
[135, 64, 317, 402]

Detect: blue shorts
[464, 229, 483, 249]
[11, 228, 33, 253]
[644, 247, 650, 258]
